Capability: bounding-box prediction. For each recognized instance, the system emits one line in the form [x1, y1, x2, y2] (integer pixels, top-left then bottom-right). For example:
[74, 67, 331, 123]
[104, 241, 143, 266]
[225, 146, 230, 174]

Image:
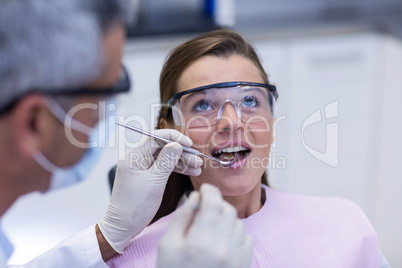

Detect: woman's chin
[194, 175, 260, 196]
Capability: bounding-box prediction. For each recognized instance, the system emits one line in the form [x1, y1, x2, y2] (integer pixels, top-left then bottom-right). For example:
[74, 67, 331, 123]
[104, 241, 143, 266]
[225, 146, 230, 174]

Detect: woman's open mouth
[212, 146, 251, 165]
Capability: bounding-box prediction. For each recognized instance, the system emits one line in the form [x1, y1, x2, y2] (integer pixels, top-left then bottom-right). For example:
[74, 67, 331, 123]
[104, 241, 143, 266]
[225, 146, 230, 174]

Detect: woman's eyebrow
[182, 90, 208, 101]
[238, 86, 269, 96]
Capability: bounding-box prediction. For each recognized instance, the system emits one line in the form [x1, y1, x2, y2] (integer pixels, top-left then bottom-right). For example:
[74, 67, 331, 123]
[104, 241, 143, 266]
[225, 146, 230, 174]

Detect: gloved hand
[157, 184, 254, 268]
[98, 129, 203, 254]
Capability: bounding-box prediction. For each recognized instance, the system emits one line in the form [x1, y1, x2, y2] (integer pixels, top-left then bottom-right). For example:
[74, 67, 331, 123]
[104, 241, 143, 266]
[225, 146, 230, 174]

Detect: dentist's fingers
[173, 152, 203, 176]
[150, 142, 183, 178]
[154, 129, 193, 147]
[236, 234, 254, 268]
[194, 184, 225, 221]
[174, 162, 202, 176]
[180, 152, 203, 168]
[157, 184, 254, 268]
[160, 191, 200, 241]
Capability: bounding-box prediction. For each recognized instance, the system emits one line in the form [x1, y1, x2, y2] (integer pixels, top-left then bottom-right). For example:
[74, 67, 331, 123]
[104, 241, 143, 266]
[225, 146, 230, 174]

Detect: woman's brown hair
[151, 29, 271, 224]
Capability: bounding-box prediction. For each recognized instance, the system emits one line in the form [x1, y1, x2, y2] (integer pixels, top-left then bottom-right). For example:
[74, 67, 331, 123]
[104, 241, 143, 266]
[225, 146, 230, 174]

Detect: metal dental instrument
[116, 121, 235, 166]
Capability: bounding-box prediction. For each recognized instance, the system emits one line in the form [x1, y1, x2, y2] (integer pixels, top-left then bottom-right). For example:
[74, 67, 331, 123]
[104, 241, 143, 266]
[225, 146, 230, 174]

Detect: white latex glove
[157, 184, 254, 268]
[98, 129, 203, 254]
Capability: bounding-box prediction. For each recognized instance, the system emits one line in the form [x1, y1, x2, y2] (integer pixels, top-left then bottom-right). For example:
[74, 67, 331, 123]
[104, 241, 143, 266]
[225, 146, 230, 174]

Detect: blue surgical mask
[33, 97, 115, 191]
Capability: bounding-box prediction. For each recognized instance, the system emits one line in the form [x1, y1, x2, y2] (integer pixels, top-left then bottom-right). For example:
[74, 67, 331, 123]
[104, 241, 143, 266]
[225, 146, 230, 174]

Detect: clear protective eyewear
[167, 82, 278, 128]
[0, 65, 130, 116]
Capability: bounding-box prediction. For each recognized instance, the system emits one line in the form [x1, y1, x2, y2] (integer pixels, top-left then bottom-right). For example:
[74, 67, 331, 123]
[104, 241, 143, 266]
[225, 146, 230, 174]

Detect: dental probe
[116, 121, 234, 166]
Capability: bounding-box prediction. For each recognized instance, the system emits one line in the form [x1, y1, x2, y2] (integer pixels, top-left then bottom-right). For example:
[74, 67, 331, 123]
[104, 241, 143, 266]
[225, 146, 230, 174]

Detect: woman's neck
[223, 183, 263, 219]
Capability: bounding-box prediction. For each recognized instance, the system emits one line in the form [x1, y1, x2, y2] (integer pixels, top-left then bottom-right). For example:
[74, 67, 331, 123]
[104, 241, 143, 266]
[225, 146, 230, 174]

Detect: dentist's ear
[10, 94, 54, 157]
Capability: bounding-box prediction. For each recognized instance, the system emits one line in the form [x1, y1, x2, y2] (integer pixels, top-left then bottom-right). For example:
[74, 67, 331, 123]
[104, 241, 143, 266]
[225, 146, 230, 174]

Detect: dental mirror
[116, 121, 235, 167]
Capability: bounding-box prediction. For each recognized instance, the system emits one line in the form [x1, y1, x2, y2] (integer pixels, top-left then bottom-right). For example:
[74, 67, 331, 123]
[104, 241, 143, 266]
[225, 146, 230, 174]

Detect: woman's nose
[216, 102, 242, 132]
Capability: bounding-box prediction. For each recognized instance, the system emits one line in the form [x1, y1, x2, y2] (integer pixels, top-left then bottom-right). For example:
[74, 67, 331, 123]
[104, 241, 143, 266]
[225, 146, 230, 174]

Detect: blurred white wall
[2, 29, 401, 267]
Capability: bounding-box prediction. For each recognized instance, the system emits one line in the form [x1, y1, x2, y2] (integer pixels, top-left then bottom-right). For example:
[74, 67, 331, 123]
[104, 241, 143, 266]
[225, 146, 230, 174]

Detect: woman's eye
[193, 100, 212, 111]
[242, 95, 259, 107]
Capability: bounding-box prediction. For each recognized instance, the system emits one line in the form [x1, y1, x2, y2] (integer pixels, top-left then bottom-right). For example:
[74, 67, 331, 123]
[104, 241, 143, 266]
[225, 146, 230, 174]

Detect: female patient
[108, 29, 384, 267]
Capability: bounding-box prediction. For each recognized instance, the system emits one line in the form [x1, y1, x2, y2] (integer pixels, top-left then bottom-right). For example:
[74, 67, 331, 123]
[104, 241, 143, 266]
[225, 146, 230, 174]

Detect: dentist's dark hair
[151, 29, 272, 224]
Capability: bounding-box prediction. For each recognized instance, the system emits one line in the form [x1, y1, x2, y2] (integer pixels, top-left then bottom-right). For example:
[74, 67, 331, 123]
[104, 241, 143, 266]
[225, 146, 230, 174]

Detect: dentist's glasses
[167, 82, 278, 128]
[0, 65, 130, 116]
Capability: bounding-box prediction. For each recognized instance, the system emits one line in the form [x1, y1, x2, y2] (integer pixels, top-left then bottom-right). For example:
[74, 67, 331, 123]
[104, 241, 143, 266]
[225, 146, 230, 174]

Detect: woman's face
[171, 54, 274, 197]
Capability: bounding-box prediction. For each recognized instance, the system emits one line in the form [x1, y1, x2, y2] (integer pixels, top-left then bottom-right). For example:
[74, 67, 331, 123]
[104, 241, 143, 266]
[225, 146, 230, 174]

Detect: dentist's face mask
[33, 97, 116, 191]
[28, 66, 130, 191]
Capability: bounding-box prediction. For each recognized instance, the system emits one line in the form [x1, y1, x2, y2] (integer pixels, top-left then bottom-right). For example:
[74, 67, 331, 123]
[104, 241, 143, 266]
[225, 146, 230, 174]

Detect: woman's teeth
[214, 146, 248, 155]
[212, 146, 250, 164]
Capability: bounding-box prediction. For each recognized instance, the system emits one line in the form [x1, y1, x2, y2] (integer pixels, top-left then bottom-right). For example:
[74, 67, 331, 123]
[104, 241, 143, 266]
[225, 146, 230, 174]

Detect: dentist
[0, 0, 253, 267]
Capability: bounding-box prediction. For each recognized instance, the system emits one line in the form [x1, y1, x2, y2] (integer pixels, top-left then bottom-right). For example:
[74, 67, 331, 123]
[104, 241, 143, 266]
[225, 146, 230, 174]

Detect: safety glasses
[167, 81, 278, 128]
